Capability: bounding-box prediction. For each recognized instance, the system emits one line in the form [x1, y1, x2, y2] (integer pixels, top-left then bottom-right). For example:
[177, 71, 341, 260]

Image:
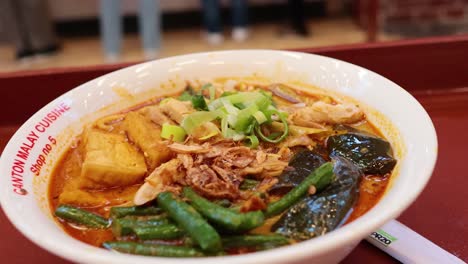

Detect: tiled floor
[0, 18, 402, 73]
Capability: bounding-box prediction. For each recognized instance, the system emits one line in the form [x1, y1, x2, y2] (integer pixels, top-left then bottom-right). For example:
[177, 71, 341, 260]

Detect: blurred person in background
[100, 0, 161, 62]
[201, 0, 249, 45]
[281, 0, 309, 37]
[0, 0, 60, 61]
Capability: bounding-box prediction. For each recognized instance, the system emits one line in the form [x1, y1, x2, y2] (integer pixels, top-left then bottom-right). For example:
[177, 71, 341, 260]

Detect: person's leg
[288, 0, 309, 36]
[100, 0, 122, 62]
[231, 0, 248, 28]
[0, 0, 34, 59]
[138, 0, 161, 60]
[231, 0, 249, 42]
[18, 0, 59, 54]
[201, 0, 223, 44]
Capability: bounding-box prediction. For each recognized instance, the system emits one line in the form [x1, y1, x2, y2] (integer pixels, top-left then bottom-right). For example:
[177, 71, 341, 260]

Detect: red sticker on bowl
[9, 102, 70, 195]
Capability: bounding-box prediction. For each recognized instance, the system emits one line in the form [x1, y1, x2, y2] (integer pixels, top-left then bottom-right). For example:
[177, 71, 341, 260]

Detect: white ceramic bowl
[0, 50, 437, 264]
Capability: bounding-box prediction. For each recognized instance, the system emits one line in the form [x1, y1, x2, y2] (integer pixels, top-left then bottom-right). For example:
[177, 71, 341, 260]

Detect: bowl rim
[0, 49, 438, 264]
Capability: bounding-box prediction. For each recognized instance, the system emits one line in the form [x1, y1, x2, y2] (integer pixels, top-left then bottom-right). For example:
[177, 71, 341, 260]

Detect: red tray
[1, 35, 468, 263]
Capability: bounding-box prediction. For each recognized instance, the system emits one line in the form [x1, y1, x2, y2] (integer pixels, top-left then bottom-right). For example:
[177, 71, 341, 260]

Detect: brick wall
[381, 0, 468, 36]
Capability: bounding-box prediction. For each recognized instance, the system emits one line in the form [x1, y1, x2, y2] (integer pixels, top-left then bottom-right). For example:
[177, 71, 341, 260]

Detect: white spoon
[367, 220, 466, 264]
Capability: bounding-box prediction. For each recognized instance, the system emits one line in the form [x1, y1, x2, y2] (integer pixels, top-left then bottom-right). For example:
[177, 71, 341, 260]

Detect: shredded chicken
[223, 80, 238, 91]
[64, 81, 374, 215]
[277, 147, 293, 161]
[134, 159, 183, 205]
[256, 150, 267, 164]
[177, 154, 193, 170]
[240, 153, 288, 178]
[159, 98, 194, 124]
[133, 183, 161, 206]
[202, 141, 236, 158]
[135, 139, 290, 203]
[281, 134, 316, 148]
[168, 142, 211, 154]
[260, 155, 289, 177]
[216, 146, 256, 168]
[187, 165, 239, 199]
[291, 101, 364, 126]
[241, 166, 264, 175]
[212, 165, 242, 187]
[140, 105, 174, 126]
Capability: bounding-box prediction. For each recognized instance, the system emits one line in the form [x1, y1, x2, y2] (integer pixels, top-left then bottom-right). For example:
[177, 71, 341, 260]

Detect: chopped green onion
[225, 127, 243, 140]
[161, 124, 187, 142]
[278, 111, 289, 119]
[267, 132, 282, 140]
[183, 90, 289, 146]
[191, 95, 208, 111]
[257, 99, 272, 112]
[201, 83, 212, 91]
[226, 114, 238, 127]
[234, 104, 259, 132]
[193, 122, 220, 140]
[199, 83, 216, 101]
[232, 133, 245, 141]
[253, 111, 267, 124]
[178, 92, 193, 101]
[221, 117, 245, 140]
[245, 123, 255, 134]
[262, 105, 277, 122]
[244, 135, 259, 148]
[181, 111, 220, 134]
[198, 131, 219, 140]
[209, 85, 216, 101]
[259, 90, 273, 99]
[233, 103, 246, 109]
[260, 90, 276, 107]
[255, 110, 289, 143]
[221, 117, 229, 138]
[208, 92, 266, 111]
[221, 91, 235, 97]
[222, 100, 240, 115]
[178, 86, 196, 101]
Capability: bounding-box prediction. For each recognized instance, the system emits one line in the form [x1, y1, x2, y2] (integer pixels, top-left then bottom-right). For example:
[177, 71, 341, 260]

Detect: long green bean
[183, 187, 264, 232]
[222, 234, 290, 249]
[112, 216, 169, 237]
[55, 204, 109, 229]
[238, 211, 265, 231]
[265, 162, 334, 217]
[110, 205, 162, 218]
[183, 187, 241, 230]
[134, 224, 184, 240]
[157, 192, 222, 253]
[103, 241, 204, 257]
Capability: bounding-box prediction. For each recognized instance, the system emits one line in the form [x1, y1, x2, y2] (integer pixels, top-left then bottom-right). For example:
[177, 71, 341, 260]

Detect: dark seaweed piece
[327, 133, 397, 175]
[272, 157, 361, 240]
[270, 150, 326, 193]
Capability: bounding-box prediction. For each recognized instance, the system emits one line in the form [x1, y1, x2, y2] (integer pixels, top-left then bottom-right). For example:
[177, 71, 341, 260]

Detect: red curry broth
[48, 85, 391, 248]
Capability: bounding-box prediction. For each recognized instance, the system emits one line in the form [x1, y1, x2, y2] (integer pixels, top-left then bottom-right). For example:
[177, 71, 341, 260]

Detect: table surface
[1, 35, 468, 263]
